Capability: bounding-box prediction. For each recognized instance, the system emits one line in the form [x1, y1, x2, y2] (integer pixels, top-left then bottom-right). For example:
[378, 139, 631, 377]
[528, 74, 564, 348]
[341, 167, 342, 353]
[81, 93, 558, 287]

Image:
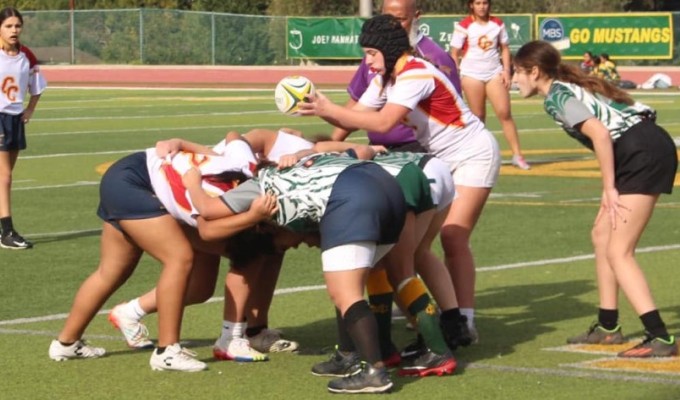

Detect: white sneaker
[49, 339, 106, 361]
[512, 155, 531, 170]
[149, 343, 207, 372]
[213, 337, 268, 362]
[248, 328, 299, 353]
[108, 304, 154, 349]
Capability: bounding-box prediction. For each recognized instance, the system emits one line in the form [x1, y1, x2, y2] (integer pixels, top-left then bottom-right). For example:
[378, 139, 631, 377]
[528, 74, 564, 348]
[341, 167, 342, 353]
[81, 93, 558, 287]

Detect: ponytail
[556, 63, 633, 105]
[515, 40, 634, 105]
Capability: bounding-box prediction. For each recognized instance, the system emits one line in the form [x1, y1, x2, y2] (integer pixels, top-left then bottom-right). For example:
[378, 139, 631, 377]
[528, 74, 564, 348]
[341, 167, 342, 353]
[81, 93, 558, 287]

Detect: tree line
[2, 0, 670, 15]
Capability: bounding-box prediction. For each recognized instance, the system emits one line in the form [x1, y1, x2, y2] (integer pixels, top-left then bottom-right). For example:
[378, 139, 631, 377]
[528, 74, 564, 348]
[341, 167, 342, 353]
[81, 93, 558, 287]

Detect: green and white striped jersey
[544, 80, 654, 149]
[257, 153, 367, 231]
[373, 151, 428, 168]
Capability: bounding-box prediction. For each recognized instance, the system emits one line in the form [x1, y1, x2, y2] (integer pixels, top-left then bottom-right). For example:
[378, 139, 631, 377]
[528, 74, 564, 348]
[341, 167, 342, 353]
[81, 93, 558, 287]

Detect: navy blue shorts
[96, 152, 168, 230]
[0, 113, 26, 151]
[614, 121, 678, 194]
[319, 162, 407, 251]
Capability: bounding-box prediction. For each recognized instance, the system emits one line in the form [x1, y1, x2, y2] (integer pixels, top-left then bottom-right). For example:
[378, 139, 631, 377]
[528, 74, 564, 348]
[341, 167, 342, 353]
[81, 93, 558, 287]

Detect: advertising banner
[419, 14, 532, 52]
[286, 17, 364, 59]
[287, 15, 532, 59]
[535, 13, 673, 60]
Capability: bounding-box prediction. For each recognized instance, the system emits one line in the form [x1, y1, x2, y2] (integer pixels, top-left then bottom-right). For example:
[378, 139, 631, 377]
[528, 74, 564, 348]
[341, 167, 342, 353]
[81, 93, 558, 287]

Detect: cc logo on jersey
[478, 35, 493, 51]
[2, 76, 18, 102]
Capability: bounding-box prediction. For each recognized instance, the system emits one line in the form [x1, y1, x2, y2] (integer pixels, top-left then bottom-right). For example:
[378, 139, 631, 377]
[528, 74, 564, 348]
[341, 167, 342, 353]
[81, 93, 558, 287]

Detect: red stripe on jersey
[489, 16, 504, 27]
[417, 76, 464, 128]
[397, 58, 427, 76]
[458, 16, 473, 56]
[20, 45, 38, 68]
[203, 176, 237, 193]
[161, 163, 192, 212]
[459, 16, 474, 29]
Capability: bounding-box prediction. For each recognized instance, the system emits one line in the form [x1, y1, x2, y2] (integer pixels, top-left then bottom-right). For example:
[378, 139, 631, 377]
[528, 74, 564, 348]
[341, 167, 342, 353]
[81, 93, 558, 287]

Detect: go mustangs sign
[536, 13, 673, 60]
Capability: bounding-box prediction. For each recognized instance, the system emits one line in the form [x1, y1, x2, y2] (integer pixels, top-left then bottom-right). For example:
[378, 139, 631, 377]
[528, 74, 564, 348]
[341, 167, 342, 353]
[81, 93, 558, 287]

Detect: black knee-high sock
[0, 216, 13, 235]
[344, 300, 382, 366]
[334, 307, 355, 353]
[640, 310, 670, 340]
[598, 308, 619, 330]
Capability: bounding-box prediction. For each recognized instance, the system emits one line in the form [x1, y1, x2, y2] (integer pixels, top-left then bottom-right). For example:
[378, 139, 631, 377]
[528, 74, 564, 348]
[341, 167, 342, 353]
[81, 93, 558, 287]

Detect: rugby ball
[274, 75, 315, 116]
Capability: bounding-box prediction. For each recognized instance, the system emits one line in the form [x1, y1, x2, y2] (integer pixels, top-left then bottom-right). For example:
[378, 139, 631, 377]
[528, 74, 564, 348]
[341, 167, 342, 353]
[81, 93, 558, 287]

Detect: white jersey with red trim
[0, 45, 47, 114]
[357, 55, 487, 162]
[449, 16, 508, 74]
[146, 140, 256, 226]
[213, 130, 314, 164]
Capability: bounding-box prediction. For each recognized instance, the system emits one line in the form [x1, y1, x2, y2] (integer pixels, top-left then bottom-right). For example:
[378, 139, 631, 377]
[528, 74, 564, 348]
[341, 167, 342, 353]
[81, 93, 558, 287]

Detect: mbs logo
[2, 76, 19, 102]
[478, 35, 493, 51]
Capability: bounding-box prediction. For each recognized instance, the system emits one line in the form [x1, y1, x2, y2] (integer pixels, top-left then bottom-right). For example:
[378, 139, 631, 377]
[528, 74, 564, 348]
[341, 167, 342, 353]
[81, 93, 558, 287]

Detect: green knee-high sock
[397, 277, 449, 355]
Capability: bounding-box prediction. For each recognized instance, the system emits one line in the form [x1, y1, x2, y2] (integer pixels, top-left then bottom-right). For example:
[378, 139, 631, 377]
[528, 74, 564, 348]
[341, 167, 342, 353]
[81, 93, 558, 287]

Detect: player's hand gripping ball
[274, 75, 316, 116]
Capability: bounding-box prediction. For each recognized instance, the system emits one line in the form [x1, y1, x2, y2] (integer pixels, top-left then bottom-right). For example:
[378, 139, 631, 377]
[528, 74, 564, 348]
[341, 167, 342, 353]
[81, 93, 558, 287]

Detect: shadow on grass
[28, 229, 102, 244]
[451, 279, 596, 372]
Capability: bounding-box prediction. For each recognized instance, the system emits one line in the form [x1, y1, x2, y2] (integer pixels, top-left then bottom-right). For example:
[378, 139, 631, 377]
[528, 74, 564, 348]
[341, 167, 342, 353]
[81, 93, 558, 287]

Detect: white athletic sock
[460, 308, 475, 328]
[129, 298, 147, 319]
[120, 297, 147, 321]
[220, 320, 246, 342]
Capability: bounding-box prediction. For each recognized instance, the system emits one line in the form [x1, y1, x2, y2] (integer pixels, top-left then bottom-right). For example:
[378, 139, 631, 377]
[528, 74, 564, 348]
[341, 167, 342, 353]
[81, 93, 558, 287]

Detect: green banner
[287, 15, 532, 59]
[535, 13, 673, 60]
[286, 17, 364, 59]
[419, 14, 532, 53]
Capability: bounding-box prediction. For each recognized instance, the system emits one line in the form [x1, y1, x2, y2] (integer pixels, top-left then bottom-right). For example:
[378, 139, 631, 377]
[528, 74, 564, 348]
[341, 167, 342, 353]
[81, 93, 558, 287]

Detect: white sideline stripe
[15, 181, 99, 191]
[24, 120, 680, 142]
[50, 86, 347, 93]
[25, 120, 325, 140]
[0, 285, 329, 326]
[465, 362, 680, 385]
[28, 228, 102, 239]
[477, 243, 680, 272]
[0, 328, 123, 342]
[35, 109, 277, 122]
[1, 244, 678, 327]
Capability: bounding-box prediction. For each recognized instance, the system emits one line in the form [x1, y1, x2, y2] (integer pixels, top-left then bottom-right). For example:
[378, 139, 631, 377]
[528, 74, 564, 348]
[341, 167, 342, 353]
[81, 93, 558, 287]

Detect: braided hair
[359, 14, 411, 81]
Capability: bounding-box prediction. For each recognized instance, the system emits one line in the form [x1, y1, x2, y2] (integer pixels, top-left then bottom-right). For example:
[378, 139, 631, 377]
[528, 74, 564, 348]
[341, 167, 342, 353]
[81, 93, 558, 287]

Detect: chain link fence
[23, 9, 289, 65]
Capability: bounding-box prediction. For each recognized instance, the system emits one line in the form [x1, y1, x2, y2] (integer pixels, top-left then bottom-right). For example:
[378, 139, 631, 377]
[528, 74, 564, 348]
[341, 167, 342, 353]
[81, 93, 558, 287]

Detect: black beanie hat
[359, 14, 411, 79]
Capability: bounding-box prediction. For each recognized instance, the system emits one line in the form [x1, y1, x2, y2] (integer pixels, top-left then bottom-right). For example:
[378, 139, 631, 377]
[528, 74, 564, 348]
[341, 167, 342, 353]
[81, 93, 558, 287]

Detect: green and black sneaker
[567, 323, 624, 345]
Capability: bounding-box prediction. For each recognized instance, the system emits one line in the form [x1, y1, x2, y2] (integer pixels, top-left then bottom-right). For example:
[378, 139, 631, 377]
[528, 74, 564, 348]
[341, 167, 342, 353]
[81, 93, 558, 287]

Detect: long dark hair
[0, 7, 23, 25]
[225, 226, 277, 268]
[514, 40, 633, 105]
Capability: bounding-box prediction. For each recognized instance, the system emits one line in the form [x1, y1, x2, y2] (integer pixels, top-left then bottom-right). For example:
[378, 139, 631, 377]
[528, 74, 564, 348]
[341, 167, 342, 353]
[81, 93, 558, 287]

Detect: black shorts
[319, 163, 407, 251]
[614, 121, 678, 195]
[96, 152, 168, 230]
[0, 113, 26, 151]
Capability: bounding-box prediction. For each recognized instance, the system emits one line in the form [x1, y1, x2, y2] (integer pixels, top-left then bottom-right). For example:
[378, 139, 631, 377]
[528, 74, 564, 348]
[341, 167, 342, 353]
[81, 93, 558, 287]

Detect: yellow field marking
[570, 342, 639, 354]
[96, 162, 114, 175]
[587, 357, 680, 375]
[547, 342, 680, 376]
[501, 149, 680, 186]
[501, 159, 601, 178]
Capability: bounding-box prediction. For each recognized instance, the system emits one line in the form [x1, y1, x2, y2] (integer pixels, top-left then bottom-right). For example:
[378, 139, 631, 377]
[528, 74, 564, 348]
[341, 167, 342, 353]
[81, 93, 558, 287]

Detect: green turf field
[0, 86, 679, 399]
